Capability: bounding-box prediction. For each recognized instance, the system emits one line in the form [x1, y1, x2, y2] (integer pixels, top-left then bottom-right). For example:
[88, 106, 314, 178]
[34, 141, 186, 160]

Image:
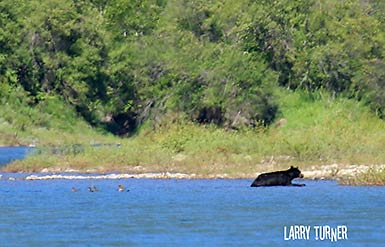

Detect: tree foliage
[243, 0, 385, 103]
[1, 0, 385, 134]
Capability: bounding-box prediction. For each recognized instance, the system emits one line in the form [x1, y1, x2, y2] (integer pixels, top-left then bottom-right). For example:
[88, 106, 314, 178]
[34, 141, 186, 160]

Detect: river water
[0, 148, 385, 246]
[0, 146, 34, 166]
[0, 178, 384, 246]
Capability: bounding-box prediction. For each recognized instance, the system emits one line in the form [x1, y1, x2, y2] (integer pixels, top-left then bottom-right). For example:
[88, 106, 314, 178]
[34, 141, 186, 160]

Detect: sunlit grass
[0, 93, 114, 146]
[3, 89, 385, 184]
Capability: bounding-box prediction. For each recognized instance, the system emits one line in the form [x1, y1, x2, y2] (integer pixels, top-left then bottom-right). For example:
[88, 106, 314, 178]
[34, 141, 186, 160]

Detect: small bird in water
[88, 186, 94, 192]
[118, 184, 129, 192]
[93, 186, 99, 192]
[72, 187, 78, 192]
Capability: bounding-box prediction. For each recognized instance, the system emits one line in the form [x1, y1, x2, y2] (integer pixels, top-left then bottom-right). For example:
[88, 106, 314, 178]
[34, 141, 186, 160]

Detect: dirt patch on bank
[301, 164, 385, 180]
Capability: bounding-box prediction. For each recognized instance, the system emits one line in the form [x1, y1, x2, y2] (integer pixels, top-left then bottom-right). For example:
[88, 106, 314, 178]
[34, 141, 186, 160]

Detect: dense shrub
[1, 0, 385, 134]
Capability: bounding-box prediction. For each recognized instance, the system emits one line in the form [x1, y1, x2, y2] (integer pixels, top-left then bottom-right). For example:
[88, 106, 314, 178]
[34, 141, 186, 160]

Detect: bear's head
[288, 166, 304, 179]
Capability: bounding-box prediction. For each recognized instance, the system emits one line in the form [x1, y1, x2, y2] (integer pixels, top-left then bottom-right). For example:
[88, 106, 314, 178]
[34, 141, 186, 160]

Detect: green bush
[1, 0, 385, 135]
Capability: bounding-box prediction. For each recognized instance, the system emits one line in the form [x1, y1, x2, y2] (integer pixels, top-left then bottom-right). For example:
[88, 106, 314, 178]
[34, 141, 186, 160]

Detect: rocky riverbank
[2, 163, 384, 182]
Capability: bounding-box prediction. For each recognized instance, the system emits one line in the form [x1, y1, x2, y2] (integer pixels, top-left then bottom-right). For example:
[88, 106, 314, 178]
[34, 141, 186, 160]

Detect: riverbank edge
[2, 164, 384, 183]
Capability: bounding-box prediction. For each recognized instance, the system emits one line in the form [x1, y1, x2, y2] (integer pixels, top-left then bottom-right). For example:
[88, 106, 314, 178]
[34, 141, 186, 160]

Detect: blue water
[0, 146, 34, 166]
[0, 178, 385, 247]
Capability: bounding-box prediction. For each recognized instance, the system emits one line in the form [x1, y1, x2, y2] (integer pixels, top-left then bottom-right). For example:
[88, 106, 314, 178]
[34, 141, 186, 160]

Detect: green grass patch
[3, 89, 385, 182]
[0, 86, 114, 146]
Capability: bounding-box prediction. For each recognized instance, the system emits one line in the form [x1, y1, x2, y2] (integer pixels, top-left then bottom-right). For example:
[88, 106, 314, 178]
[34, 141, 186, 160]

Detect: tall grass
[3, 89, 385, 182]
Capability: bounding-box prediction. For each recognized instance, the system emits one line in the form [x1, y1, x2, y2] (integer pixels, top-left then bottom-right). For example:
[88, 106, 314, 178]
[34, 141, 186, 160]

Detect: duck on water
[74, 185, 129, 192]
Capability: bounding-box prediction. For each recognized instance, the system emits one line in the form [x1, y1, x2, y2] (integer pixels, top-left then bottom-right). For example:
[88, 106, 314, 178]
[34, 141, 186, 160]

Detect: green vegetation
[4, 90, 385, 182]
[1, 0, 385, 184]
[0, 83, 114, 146]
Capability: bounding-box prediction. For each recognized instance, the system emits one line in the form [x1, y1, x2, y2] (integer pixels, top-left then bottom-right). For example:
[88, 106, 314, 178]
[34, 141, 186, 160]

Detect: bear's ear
[290, 166, 294, 169]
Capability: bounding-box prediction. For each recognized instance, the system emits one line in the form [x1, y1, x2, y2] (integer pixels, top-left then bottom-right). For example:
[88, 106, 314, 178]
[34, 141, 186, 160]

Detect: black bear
[250, 166, 305, 187]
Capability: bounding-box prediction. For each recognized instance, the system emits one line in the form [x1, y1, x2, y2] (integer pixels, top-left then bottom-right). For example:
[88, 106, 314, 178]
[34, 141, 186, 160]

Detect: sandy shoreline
[1, 163, 384, 181]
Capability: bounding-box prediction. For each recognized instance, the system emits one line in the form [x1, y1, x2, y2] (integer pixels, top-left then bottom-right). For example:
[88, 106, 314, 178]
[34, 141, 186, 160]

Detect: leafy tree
[242, 0, 385, 101]
[0, 0, 26, 86]
[2, 0, 385, 134]
[10, 0, 109, 124]
[104, 0, 165, 40]
[242, 0, 314, 87]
